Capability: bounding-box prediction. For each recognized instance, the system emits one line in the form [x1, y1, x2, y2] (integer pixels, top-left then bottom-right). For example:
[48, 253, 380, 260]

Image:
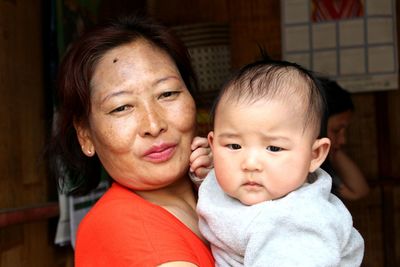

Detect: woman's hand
[330, 149, 370, 200]
[189, 136, 213, 180]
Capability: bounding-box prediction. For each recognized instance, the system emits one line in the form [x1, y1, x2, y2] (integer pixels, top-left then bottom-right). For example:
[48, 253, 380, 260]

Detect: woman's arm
[330, 149, 370, 200]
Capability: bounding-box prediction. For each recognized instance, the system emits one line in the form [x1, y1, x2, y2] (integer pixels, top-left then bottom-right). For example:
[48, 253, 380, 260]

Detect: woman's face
[76, 39, 196, 190]
[327, 110, 353, 152]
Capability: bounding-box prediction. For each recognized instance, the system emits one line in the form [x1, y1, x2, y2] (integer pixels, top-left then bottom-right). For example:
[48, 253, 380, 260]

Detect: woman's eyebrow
[101, 90, 133, 104]
[100, 76, 181, 104]
[152, 75, 180, 86]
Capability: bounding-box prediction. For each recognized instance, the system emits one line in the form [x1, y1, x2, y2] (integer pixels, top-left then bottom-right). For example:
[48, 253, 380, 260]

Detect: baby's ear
[207, 131, 215, 151]
[309, 137, 331, 173]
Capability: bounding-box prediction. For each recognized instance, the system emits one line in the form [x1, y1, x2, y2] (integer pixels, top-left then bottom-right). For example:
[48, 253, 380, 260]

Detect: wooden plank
[227, 0, 282, 67]
[15, 0, 45, 186]
[381, 184, 396, 267]
[148, 0, 228, 25]
[0, 1, 71, 266]
[347, 94, 379, 180]
[387, 76, 400, 179]
[375, 92, 392, 178]
[345, 186, 384, 266]
[0, 202, 59, 228]
[394, 186, 400, 265]
[374, 90, 396, 267]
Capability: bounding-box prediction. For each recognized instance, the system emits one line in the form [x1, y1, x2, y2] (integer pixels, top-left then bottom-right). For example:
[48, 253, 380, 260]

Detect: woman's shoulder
[75, 182, 214, 266]
[77, 182, 181, 238]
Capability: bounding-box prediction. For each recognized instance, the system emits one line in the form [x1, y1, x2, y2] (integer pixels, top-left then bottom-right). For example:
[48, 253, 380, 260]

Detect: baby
[196, 58, 364, 266]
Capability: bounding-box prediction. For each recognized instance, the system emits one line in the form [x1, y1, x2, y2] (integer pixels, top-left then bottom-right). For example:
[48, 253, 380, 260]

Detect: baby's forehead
[223, 76, 311, 108]
[221, 83, 318, 130]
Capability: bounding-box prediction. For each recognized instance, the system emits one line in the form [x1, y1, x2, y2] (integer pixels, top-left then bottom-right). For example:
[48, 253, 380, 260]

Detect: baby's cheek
[214, 159, 232, 186]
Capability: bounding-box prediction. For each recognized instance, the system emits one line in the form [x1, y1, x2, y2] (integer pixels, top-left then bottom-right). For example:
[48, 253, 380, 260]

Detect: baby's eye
[267, 146, 282, 152]
[227, 144, 241, 150]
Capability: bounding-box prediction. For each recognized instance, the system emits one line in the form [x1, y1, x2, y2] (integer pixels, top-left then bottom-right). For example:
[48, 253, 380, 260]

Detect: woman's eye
[159, 91, 180, 99]
[227, 144, 241, 150]
[110, 105, 131, 114]
[267, 146, 282, 152]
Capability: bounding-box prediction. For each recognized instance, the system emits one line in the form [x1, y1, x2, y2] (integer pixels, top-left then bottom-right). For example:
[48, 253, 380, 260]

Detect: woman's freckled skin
[79, 39, 197, 191]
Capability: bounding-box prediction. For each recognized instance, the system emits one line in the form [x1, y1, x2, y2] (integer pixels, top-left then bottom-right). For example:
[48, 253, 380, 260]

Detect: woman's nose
[241, 150, 263, 172]
[139, 105, 167, 137]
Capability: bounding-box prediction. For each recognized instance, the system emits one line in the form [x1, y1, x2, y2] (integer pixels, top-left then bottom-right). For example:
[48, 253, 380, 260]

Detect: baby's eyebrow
[261, 134, 292, 143]
[269, 135, 290, 141]
[218, 132, 291, 143]
[217, 133, 240, 139]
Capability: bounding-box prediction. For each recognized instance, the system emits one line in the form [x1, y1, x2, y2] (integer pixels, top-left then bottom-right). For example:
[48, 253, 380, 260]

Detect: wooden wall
[0, 1, 73, 266]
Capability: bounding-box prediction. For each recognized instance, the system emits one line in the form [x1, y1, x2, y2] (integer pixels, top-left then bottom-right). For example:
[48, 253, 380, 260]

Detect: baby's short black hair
[211, 57, 328, 138]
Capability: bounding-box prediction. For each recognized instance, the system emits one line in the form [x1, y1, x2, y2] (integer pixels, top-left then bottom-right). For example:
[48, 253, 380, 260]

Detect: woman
[320, 77, 370, 200]
[50, 15, 214, 266]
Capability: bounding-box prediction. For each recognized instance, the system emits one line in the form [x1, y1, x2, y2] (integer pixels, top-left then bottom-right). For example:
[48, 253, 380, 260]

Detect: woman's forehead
[91, 40, 179, 90]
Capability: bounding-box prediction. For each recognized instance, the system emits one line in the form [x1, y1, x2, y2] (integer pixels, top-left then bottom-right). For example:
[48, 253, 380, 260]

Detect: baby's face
[208, 96, 318, 205]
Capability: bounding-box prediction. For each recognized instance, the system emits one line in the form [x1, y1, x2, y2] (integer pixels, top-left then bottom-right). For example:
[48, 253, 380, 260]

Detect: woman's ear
[207, 131, 215, 151]
[74, 120, 95, 157]
[309, 137, 331, 173]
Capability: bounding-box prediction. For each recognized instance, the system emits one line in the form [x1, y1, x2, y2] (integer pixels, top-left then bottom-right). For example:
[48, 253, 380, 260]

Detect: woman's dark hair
[319, 77, 354, 117]
[49, 15, 198, 195]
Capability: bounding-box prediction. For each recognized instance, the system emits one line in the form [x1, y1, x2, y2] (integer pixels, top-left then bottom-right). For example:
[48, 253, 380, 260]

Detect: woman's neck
[134, 175, 196, 208]
[134, 175, 204, 240]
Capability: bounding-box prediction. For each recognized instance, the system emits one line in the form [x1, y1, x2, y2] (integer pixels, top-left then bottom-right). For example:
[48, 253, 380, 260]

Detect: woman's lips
[143, 144, 177, 163]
